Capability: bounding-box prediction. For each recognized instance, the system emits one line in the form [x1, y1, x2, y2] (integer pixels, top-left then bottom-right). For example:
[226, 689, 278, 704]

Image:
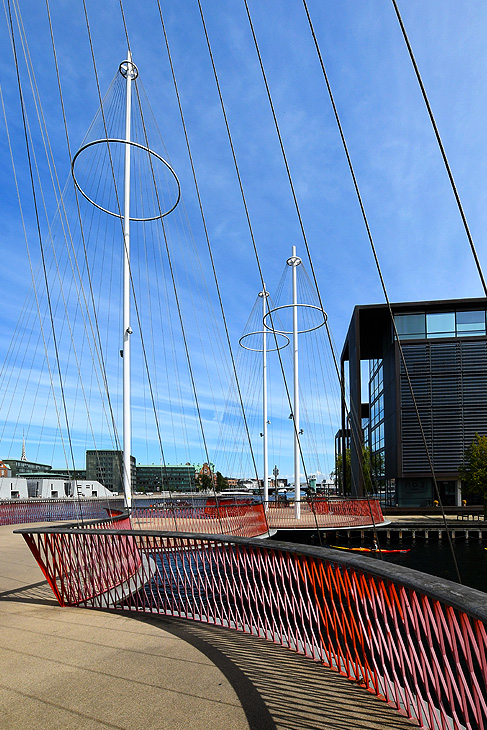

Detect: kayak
[330, 545, 410, 554]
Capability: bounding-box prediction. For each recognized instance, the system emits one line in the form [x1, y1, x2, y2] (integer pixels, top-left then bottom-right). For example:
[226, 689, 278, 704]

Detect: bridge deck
[0, 524, 415, 729]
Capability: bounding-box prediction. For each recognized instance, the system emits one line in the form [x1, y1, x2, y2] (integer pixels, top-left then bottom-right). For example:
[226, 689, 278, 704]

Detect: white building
[0, 478, 29, 500]
[0, 477, 114, 500]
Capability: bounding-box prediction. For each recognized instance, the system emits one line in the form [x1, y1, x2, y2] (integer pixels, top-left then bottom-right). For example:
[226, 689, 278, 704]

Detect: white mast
[259, 285, 269, 506]
[122, 51, 136, 509]
[287, 245, 302, 519]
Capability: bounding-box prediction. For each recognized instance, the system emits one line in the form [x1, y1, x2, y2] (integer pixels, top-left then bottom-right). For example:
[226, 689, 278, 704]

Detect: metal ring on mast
[119, 59, 139, 80]
[71, 139, 181, 221]
[263, 303, 327, 335]
[239, 331, 290, 352]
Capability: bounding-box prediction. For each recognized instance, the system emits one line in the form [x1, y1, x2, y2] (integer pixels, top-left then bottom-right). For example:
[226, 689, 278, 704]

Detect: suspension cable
[118, 1, 229, 527]
[45, 0, 124, 461]
[6, 0, 79, 483]
[194, 0, 320, 536]
[391, 0, 487, 297]
[302, 0, 462, 580]
[155, 0, 263, 497]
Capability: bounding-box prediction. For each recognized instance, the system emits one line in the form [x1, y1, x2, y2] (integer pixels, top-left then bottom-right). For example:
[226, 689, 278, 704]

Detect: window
[426, 312, 455, 338]
[396, 309, 487, 340]
[395, 313, 425, 339]
[456, 310, 486, 335]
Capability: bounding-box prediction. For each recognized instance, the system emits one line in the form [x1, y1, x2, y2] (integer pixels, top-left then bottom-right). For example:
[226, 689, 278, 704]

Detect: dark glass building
[3, 459, 52, 477]
[340, 298, 487, 506]
[85, 450, 136, 494]
[136, 464, 196, 493]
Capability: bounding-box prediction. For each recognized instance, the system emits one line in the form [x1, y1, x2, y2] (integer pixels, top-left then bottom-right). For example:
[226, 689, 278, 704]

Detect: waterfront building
[0, 477, 28, 499]
[3, 459, 52, 477]
[85, 450, 136, 494]
[136, 463, 195, 492]
[0, 476, 112, 499]
[341, 297, 487, 506]
[195, 462, 217, 489]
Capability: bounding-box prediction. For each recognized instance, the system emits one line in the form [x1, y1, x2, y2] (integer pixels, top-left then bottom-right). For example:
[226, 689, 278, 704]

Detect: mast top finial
[286, 245, 302, 267]
[119, 55, 138, 80]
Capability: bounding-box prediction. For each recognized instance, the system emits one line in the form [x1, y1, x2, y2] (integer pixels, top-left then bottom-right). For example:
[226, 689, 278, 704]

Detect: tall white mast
[71, 53, 181, 510]
[122, 51, 136, 509]
[287, 246, 302, 519]
[259, 285, 269, 506]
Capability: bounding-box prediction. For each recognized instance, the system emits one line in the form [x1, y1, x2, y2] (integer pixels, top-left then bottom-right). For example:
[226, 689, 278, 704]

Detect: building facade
[136, 464, 196, 492]
[2, 459, 52, 477]
[85, 450, 136, 494]
[341, 298, 487, 506]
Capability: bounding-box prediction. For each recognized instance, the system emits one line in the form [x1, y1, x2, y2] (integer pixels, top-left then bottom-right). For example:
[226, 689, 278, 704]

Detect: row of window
[395, 310, 486, 340]
[370, 363, 384, 403]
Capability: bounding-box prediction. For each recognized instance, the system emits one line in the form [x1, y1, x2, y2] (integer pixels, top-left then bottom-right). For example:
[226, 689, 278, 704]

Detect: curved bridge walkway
[0, 525, 415, 730]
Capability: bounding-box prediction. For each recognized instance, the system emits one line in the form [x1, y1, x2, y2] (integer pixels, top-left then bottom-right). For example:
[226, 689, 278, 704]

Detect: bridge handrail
[15, 523, 487, 728]
[15, 524, 487, 622]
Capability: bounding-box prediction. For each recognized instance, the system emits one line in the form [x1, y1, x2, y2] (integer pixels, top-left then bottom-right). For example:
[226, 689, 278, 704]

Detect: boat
[330, 545, 410, 554]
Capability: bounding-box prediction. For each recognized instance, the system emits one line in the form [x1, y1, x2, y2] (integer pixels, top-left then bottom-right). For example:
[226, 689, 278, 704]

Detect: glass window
[456, 310, 486, 335]
[395, 313, 425, 339]
[426, 312, 455, 338]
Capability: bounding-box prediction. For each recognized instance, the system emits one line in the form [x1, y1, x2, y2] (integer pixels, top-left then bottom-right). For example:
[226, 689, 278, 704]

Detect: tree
[197, 473, 212, 492]
[334, 446, 383, 494]
[334, 449, 351, 493]
[459, 433, 487, 504]
[216, 471, 228, 492]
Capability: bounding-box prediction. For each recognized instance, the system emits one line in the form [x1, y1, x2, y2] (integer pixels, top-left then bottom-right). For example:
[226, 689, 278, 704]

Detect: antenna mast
[259, 285, 269, 505]
[121, 51, 137, 509]
[287, 246, 302, 519]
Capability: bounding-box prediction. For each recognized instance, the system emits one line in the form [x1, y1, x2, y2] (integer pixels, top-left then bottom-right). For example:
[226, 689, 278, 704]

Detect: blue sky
[1, 1, 486, 482]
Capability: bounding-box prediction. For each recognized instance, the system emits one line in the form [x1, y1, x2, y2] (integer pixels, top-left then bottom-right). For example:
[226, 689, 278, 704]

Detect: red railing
[131, 501, 269, 537]
[0, 496, 384, 534]
[266, 498, 384, 529]
[0, 498, 120, 525]
[21, 517, 141, 606]
[16, 522, 487, 730]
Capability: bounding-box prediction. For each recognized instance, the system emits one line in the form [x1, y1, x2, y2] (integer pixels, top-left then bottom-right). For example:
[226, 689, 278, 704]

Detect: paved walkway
[0, 524, 416, 730]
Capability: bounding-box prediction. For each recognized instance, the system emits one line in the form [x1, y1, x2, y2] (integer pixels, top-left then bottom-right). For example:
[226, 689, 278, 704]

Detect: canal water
[275, 533, 487, 594]
[369, 540, 487, 593]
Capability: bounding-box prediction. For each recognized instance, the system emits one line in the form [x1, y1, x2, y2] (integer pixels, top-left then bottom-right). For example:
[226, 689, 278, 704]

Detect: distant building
[0, 461, 10, 478]
[0, 477, 28, 499]
[0, 477, 112, 500]
[136, 464, 164, 492]
[3, 459, 51, 477]
[85, 450, 136, 494]
[136, 463, 197, 493]
[341, 298, 487, 507]
[21, 472, 69, 497]
[196, 463, 216, 489]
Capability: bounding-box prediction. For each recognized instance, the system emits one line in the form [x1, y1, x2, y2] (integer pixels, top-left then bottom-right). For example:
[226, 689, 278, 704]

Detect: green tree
[334, 446, 383, 494]
[459, 433, 487, 504]
[216, 471, 228, 492]
[334, 449, 351, 493]
[197, 473, 212, 492]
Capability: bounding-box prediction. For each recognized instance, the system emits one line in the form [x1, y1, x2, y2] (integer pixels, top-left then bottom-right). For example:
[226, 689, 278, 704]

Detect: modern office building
[340, 298, 487, 506]
[136, 463, 196, 492]
[85, 450, 136, 494]
[3, 459, 52, 477]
